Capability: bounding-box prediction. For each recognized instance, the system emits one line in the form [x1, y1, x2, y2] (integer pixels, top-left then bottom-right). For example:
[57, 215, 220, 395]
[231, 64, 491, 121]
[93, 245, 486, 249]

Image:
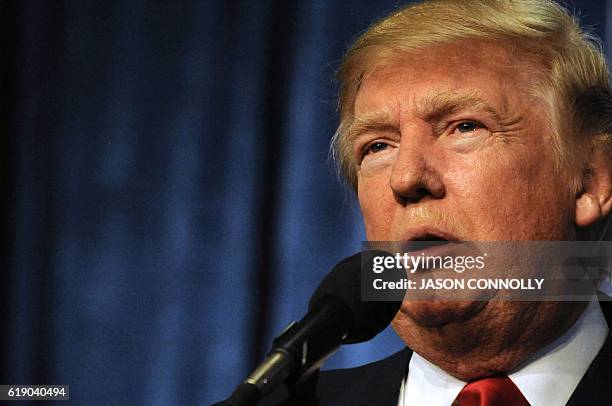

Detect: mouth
[395, 227, 466, 260]
[408, 235, 452, 250]
[400, 226, 459, 248]
[396, 232, 462, 275]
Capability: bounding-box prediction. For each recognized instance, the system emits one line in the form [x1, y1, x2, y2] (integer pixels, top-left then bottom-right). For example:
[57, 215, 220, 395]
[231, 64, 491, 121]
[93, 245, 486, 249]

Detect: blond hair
[332, 0, 612, 193]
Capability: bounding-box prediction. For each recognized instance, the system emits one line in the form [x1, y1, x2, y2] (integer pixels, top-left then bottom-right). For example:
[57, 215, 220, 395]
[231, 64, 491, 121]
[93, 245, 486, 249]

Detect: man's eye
[366, 142, 389, 154]
[455, 121, 483, 133]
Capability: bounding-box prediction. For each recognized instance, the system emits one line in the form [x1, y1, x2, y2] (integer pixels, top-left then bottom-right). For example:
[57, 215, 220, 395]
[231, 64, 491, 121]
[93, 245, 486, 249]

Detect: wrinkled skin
[352, 41, 607, 379]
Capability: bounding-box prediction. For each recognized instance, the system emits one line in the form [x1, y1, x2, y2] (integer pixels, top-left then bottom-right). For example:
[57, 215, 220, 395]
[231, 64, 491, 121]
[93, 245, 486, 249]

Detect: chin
[397, 300, 487, 327]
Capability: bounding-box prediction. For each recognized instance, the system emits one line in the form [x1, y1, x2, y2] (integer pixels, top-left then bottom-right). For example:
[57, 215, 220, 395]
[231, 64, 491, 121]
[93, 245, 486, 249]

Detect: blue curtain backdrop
[2, 1, 608, 404]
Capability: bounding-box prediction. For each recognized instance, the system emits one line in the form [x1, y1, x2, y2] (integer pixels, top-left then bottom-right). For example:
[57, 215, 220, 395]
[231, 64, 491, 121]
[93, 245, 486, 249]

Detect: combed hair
[331, 0, 612, 197]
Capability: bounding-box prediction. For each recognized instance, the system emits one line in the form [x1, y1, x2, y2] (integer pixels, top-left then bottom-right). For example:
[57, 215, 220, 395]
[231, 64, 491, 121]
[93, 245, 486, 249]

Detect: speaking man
[311, 0, 612, 405]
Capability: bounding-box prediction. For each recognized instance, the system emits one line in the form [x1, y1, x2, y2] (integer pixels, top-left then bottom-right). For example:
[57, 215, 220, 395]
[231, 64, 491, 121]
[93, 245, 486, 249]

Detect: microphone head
[308, 251, 402, 344]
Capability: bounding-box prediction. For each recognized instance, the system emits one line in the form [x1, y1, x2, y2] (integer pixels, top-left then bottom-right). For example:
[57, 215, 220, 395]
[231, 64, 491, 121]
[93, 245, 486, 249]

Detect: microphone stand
[217, 372, 319, 406]
[223, 298, 349, 406]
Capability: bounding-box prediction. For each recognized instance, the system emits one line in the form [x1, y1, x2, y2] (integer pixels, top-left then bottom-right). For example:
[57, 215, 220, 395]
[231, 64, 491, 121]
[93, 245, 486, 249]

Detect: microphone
[227, 251, 401, 406]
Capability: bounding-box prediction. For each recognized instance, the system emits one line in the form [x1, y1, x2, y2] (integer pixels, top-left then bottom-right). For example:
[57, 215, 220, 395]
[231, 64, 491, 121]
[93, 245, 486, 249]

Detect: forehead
[354, 41, 540, 120]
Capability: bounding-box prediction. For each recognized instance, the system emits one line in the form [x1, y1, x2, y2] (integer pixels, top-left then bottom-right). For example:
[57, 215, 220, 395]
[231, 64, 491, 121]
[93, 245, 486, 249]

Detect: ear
[575, 148, 612, 228]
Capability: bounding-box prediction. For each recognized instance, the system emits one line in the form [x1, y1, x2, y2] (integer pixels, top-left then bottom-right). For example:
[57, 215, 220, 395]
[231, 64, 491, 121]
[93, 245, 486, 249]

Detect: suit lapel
[566, 298, 611, 405]
[364, 348, 412, 405]
[317, 347, 412, 405]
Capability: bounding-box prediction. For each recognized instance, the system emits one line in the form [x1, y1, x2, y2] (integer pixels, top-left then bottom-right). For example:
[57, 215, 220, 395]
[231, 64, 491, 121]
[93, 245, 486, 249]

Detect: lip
[398, 226, 459, 243]
[395, 226, 462, 259]
[403, 242, 460, 261]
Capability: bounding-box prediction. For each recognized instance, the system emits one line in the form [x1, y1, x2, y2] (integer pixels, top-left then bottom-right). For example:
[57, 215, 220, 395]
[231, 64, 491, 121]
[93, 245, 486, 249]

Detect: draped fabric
[1, 1, 607, 404]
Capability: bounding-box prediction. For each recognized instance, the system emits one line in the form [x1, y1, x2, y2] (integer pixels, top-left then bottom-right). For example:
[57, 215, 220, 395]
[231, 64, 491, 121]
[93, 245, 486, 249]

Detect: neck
[391, 300, 587, 380]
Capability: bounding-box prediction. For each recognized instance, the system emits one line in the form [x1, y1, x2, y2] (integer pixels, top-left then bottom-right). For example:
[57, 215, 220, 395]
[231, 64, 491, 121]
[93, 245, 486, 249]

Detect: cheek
[446, 145, 573, 239]
[357, 173, 393, 238]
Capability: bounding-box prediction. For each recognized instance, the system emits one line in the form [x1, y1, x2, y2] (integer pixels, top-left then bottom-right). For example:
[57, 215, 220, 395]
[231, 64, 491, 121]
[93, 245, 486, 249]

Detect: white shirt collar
[398, 299, 608, 406]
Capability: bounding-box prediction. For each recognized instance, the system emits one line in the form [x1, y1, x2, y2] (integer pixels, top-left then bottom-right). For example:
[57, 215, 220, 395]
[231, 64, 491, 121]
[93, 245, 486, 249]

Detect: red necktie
[453, 375, 530, 406]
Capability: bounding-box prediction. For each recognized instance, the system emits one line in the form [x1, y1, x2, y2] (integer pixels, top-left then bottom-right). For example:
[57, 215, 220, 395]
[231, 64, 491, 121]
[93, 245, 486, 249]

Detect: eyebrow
[417, 91, 504, 123]
[345, 110, 399, 145]
[346, 91, 506, 143]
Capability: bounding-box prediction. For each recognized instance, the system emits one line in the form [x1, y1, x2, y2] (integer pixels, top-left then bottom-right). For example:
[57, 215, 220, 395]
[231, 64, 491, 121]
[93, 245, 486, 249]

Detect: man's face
[354, 41, 575, 243]
[352, 41, 577, 324]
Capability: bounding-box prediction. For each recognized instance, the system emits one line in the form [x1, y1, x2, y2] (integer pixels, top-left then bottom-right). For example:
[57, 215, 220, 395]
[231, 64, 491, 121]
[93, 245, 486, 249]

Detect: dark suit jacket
[315, 300, 611, 405]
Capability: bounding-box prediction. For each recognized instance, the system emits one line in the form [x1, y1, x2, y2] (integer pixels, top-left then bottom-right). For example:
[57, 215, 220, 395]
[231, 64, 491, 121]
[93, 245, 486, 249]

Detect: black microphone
[227, 251, 401, 406]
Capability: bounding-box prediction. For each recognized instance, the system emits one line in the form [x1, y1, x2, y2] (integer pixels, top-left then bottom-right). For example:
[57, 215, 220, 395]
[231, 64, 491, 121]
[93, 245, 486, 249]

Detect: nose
[389, 127, 445, 205]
